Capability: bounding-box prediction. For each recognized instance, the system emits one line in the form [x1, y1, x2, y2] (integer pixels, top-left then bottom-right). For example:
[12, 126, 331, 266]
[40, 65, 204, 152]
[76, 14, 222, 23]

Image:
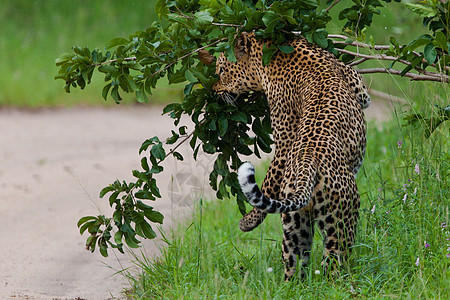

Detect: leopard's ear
[234, 33, 250, 61]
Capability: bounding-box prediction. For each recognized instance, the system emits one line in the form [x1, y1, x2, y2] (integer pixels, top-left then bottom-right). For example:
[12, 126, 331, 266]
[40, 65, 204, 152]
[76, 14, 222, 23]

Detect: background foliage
[0, 0, 184, 107]
[53, 0, 448, 256]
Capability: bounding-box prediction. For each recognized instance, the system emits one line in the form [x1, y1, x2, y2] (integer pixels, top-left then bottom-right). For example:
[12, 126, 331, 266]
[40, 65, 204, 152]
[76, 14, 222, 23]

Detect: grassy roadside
[123, 83, 449, 299]
[0, 0, 182, 108]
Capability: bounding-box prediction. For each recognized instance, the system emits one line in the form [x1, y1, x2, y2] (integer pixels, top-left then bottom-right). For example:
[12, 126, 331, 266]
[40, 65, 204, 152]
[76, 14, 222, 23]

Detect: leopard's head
[212, 33, 263, 103]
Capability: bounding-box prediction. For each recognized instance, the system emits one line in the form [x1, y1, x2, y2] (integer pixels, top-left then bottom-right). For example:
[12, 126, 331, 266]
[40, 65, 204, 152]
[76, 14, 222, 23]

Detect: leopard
[212, 32, 370, 280]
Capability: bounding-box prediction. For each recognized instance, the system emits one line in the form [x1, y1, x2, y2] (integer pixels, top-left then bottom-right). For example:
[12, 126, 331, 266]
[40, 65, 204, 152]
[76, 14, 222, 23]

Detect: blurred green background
[0, 0, 443, 108]
[0, 0, 183, 107]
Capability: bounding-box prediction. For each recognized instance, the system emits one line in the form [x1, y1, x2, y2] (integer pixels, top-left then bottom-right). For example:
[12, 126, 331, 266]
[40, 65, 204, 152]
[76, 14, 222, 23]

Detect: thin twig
[326, 0, 343, 12]
[166, 131, 195, 157]
[332, 39, 391, 51]
[149, 38, 228, 78]
[348, 57, 368, 66]
[335, 48, 411, 65]
[335, 48, 447, 78]
[357, 68, 449, 83]
[95, 57, 137, 66]
[211, 22, 244, 28]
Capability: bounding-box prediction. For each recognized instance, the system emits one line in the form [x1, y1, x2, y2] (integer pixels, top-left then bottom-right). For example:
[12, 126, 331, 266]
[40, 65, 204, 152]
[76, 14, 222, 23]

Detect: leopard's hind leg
[317, 171, 360, 275]
[281, 210, 315, 280]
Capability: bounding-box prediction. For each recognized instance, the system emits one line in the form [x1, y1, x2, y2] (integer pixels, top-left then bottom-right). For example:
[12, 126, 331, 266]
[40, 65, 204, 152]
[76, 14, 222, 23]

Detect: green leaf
[141, 157, 150, 171]
[136, 221, 157, 239]
[424, 43, 437, 64]
[108, 190, 121, 206]
[111, 85, 122, 104]
[155, 0, 169, 19]
[123, 232, 140, 248]
[136, 200, 153, 210]
[105, 37, 129, 50]
[434, 32, 448, 52]
[114, 231, 123, 245]
[150, 143, 166, 161]
[136, 87, 148, 103]
[405, 3, 436, 18]
[218, 117, 228, 137]
[173, 151, 184, 161]
[262, 11, 279, 32]
[98, 65, 116, 74]
[77, 216, 97, 228]
[149, 178, 162, 198]
[230, 111, 248, 123]
[144, 209, 164, 224]
[312, 30, 328, 49]
[99, 241, 108, 257]
[237, 193, 248, 216]
[99, 186, 114, 198]
[79, 220, 97, 235]
[262, 44, 278, 66]
[139, 137, 160, 154]
[194, 11, 213, 26]
[102, 83, 112, 101]
[185, 69, 197, 83]
[184, 82, 195, 95]
[278, 45, 295, 54]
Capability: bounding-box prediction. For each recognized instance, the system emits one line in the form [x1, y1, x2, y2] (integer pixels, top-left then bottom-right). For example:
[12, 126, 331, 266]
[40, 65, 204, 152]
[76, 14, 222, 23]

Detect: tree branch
[95, 57, 137, 66]
[149, 38, 228, 78]
[335, 48, 411, 65]
[357, 68, 449, 83]
[329, 34, 450, 72]
[329, 34, 391, 50]
[348, 57, 368, 66]
[326, 0, 343, 12]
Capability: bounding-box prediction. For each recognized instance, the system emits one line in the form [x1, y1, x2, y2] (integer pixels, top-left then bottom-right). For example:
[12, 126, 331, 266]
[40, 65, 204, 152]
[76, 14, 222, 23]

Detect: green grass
[122, 79, 448, 298]
[0, 0, 182, 107]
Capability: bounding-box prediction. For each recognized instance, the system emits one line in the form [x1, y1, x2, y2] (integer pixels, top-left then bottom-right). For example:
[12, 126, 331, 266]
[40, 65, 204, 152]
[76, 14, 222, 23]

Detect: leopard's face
[212, 53, 262, 103]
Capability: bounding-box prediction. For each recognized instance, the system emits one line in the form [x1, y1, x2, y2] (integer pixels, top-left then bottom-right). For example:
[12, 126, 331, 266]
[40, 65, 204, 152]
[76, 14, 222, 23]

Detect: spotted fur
[212, 33, 369, 280]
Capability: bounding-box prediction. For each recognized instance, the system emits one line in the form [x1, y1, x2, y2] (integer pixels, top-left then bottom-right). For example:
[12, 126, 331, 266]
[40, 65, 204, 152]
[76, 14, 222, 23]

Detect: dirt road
[0, 100, 392, 299]
[0, 106, 215, 299]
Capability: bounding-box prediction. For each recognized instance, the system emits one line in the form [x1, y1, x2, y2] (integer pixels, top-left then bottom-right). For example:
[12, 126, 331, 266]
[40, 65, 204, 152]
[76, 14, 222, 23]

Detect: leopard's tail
[238, 162, 316, 214]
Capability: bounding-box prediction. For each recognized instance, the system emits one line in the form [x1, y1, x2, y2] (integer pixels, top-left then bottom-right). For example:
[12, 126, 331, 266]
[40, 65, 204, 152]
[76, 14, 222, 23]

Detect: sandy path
[0, 99, 392, 299]
[0, 106, 214, 299]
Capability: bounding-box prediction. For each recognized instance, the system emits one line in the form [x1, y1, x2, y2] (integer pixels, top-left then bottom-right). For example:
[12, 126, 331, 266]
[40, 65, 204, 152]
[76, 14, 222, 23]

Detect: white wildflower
[414, 164, 420, 175]
[415, 257, 420, 266]
[403, 193, 407, 203]
[371, 205, 376, 214]
[314, 270, 320, 275]
[267, 267, 273, 273]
